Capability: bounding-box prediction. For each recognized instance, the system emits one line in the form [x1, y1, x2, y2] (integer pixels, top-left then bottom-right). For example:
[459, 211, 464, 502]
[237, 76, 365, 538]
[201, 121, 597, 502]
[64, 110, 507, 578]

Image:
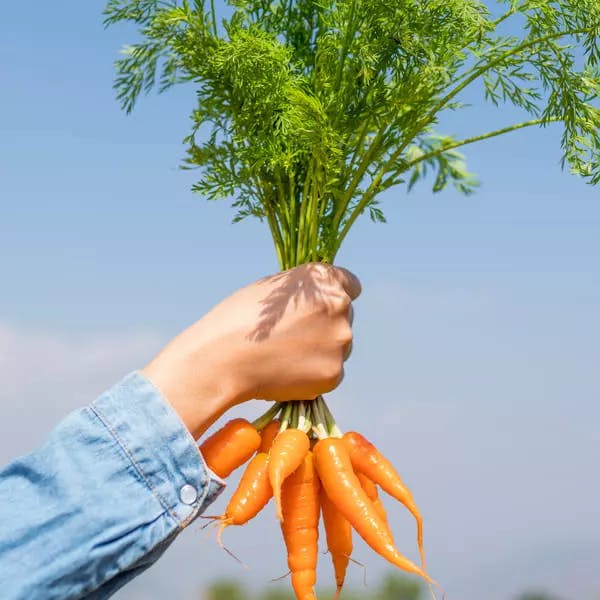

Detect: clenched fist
[142, 264, 361, 438]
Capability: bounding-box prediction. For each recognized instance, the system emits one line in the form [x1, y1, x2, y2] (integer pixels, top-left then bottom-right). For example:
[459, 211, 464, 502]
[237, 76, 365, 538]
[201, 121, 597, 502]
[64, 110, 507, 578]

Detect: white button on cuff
[179, 484, 198, 505]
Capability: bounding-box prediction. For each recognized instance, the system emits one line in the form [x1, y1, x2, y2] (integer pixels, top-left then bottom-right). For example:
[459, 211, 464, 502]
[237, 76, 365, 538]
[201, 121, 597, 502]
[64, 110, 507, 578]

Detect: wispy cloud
[0, 322, 163, 461]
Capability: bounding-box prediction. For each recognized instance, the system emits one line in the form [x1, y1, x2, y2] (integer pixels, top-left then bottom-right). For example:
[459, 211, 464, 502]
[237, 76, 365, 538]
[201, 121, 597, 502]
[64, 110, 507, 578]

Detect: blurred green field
[201, 573, 563, 600]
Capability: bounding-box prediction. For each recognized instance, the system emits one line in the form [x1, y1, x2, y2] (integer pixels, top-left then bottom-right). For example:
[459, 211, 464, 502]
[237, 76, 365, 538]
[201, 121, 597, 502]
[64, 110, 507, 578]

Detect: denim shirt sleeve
[0, 372, 226, 600]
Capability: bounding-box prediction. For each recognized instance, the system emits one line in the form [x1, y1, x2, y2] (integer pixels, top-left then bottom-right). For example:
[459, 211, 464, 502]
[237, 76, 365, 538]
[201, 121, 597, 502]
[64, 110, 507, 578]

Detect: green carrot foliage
[104, 0, 600, 267]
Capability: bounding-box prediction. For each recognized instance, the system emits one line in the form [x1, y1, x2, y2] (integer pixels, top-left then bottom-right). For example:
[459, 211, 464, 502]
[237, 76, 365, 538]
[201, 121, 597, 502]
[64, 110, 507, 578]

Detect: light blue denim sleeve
[0, 371, 226, 599]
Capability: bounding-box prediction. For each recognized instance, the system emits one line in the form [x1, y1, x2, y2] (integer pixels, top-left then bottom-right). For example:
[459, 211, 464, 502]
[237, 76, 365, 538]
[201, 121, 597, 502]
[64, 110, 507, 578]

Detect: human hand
[142, 263, 361, 438]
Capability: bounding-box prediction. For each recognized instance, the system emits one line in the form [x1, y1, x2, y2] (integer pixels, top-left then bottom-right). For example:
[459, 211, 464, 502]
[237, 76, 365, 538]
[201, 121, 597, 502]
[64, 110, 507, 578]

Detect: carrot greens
[105, 0, 600, 268]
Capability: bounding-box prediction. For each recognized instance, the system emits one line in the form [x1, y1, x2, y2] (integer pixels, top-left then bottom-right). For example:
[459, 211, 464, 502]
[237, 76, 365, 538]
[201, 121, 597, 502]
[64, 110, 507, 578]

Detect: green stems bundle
[253, 398, 342, 439]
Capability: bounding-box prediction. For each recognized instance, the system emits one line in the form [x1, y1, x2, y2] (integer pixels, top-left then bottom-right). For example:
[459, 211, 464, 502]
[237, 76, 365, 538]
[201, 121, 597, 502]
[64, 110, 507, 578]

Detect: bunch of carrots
[199, 397, 436, 600]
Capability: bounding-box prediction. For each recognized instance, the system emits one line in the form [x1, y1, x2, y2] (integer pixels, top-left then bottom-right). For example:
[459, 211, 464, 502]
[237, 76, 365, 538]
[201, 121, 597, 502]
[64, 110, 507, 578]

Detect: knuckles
[336, 324, 353, 346]
[320, 358, 343, 382]
[319, 365, 344, 392]
[327, 293, 351, 315]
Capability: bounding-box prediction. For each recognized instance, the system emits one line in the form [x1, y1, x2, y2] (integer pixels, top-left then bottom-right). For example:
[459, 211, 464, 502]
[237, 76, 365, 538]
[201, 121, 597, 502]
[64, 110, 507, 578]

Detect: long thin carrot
[281, 451, 320, 600]
[199, 418, 261, 479]
[321, 488, 352, 598]
[356, 472, 389, 527]
[259, 419, 281, 454]
[343, 431, 425, 568]
[313, 438, 434, 585]
[268, 428, 310, 521]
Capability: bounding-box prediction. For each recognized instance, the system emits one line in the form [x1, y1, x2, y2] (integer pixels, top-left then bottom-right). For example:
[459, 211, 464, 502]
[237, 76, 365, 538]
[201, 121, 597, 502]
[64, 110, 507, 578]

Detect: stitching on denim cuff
[136, 371, 207, 459]
[89, 403, 180, 525]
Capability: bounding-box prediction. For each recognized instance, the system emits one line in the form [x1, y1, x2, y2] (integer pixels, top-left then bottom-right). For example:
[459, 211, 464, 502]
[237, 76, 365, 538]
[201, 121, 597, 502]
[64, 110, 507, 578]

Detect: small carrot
[259, 419, 281, 454]
[221, 453, 272, 526]
[321, 488, 352, 598]
[268, 428, 310, 521]
[199, 418, 261, 479]
[313, 438, 434, 585]
[343, 431, 425, 568]
[217, 452, 272, 544]
[356, 472, 389, 527]
[281, 451, 320, 600]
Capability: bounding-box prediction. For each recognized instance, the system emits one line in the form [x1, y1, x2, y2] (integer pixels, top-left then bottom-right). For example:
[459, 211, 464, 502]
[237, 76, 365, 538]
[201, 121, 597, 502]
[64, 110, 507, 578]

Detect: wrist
[141, 345, 244, 439]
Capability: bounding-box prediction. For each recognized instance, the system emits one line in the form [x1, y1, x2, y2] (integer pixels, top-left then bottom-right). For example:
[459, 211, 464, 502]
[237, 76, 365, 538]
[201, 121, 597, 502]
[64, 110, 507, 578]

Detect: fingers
[344, 304, 354, 360]
[335, 271, 355, 363]
[332, 266, 362, 300]
[344, 339, 353, 361]
[290, 262, 361, 301]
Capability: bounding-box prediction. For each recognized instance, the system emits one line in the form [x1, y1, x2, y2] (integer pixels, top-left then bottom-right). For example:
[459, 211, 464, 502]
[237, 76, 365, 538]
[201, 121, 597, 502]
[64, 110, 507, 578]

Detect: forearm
[0, 372, 225, 599]
[141, 326, 243, 440]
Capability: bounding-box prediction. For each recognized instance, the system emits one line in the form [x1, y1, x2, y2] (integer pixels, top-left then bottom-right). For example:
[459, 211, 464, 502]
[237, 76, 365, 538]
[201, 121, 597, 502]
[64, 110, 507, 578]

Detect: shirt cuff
[90, 371, 225, 527]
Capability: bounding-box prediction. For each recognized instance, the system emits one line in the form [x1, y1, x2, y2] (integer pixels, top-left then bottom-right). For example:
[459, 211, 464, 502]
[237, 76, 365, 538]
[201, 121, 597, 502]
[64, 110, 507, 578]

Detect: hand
[142, 263, 361, 438]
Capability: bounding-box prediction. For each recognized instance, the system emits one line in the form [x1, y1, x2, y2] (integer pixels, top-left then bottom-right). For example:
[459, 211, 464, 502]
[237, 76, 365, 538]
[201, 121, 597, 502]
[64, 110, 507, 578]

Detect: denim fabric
[0, 372, 225, 599]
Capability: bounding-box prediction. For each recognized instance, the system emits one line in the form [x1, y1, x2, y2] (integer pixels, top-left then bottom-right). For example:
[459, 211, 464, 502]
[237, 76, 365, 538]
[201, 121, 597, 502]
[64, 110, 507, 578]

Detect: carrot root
[280, 451, 320, 600]
[314, 438, 436, 586]
[344, 431, 427, 569]
[200, 418, 261, 478]
[268, 429, 310, 521]
[216, 518, 233, 548]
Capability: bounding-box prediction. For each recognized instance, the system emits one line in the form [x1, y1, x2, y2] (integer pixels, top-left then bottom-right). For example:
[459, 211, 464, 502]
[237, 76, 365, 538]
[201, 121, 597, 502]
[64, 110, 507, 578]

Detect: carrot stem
[290, 402, 299, 430]
[322, 399, 343, 437]
[312, 399, 329, 439]
[320, 398, 343, 438]
[280, 403, 293, 432]
[298, 401, 312, 434]
[252, 403, 282, 431]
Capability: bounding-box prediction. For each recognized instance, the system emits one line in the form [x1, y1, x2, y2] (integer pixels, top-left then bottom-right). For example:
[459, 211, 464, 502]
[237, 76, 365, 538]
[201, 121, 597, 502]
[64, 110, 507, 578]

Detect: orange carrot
[281, 452, 320, 600]
[199, 418, 261, 478]
[343, 431, 425, 568]
[216, 452, 272, 545]
[321, 488, 352, 598]
[268, 428, 310, 521]
[259, 419, 281, 454]
[313, 438, 434, 584]
[356, 471, 377, 498]
[356, 472, 389, 527]
[222, 452, 272, 526]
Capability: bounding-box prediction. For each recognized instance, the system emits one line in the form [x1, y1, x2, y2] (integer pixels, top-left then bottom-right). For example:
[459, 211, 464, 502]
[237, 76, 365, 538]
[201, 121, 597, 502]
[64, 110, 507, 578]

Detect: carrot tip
[216, 519, 232, 548]
[427, 579, 445, 600]
[347, 555, 368, 587]
[274, 499, 283, 522]
[218, 534, 248, 570]
[270, 570, 291, 582]
[201, 520, 221, 542]
[199, 514, 221, 530]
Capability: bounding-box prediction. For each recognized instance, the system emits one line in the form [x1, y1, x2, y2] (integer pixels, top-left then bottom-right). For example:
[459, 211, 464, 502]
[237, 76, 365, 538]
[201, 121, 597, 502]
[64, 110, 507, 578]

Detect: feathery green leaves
[104, 0, 600, 266]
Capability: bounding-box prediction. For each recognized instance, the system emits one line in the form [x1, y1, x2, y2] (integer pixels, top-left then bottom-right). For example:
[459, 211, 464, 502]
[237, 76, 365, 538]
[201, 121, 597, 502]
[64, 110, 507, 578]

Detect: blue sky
[1, 2, 599, 599]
